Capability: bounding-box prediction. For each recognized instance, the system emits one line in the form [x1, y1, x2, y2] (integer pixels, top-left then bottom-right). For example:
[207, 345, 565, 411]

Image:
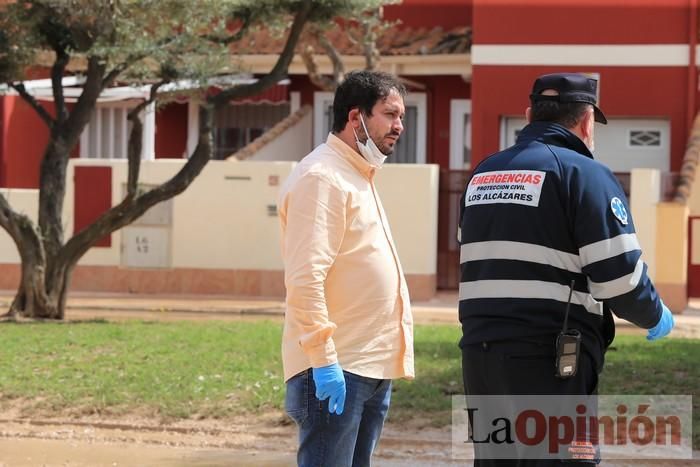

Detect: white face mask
[352, 114, 387, 168]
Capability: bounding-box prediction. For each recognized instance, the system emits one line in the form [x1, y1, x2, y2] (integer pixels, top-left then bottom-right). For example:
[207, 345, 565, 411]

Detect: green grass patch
[600, 335, 700, 449]
[0, 321, 697, 448]
[0, 320, 286, 419]
[390, 324, 461, 425]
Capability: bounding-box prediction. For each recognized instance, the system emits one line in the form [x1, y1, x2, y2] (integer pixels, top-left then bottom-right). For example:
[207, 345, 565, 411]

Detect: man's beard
[357, 120, 401, 156]
[375, 132, 401, 156]
[377, 141, 395, 155]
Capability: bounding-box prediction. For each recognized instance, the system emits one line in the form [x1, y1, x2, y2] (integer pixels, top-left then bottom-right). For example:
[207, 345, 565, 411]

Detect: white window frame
[313, 92, 334, 145]
[80, 100, 155, 160]
[313, 91, 427, 164]
[449, 99, 472, 170]
[290, 91, 301, 114]
[499, 116, 526, 150]
[498, 117, 509, 151]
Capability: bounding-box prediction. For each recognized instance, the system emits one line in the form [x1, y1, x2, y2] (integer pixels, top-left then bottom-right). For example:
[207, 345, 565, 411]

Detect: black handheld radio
[555, 280, 581, 379]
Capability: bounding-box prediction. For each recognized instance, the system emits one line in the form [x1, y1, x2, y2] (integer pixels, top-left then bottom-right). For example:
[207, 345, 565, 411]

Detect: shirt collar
[326, 133, 376, 180]
[516, 121, 594, 159]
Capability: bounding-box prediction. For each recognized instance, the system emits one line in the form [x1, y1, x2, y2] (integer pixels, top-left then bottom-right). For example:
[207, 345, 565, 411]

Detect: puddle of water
[0, 438, 295, 467]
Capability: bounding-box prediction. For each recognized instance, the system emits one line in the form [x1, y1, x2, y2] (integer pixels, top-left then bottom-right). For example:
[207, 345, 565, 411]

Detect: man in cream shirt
[278, 70, 414, 467]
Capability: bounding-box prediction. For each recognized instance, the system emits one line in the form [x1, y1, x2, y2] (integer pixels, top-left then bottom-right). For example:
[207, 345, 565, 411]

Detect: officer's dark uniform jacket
[458, 121, 663, 370]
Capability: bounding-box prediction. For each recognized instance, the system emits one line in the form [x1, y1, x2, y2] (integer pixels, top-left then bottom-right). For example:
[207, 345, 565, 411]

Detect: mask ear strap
[352, 125, 361, 142]
[359, 113, 370, 135]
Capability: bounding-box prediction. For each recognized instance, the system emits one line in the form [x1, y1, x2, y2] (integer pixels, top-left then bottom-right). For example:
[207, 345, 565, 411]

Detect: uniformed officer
[458, 72, 674, 466]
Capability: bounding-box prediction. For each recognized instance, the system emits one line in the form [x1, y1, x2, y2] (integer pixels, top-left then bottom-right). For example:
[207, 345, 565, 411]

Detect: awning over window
[230, 83, 289, 104]
[2, 75, 290, 104]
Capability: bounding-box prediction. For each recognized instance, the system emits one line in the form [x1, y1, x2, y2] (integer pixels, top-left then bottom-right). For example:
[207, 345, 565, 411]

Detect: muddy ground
[0, 412, 698, 466]
[0, 307, 697, 466]
[0, 412, 461, 466]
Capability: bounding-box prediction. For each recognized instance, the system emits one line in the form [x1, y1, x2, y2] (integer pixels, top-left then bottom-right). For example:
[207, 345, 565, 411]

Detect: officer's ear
[525, 107, 532, 123]
[580, 107, 594, 139]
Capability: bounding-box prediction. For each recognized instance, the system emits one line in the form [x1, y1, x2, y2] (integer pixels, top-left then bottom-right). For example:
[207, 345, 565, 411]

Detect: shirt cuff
[304, 339, 338, 368]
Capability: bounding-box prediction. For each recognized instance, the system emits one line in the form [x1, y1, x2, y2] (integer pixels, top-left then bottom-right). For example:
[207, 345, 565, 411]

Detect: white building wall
[375, 164, 439, 275]
[57, 159, 439, 277]
[0, 160, 438, 299]
[0, 189, 39, 263]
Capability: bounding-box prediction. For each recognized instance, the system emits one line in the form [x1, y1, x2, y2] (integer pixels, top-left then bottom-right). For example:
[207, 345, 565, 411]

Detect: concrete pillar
[631, 168, 660, 279]
[655, 202, 689, 313]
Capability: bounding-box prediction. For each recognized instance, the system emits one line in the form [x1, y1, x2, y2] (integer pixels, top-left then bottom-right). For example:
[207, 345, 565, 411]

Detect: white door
[501, 117, 670, 172]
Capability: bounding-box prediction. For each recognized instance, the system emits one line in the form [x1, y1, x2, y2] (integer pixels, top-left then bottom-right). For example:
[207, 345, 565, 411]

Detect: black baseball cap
[530, 72, 607, 124]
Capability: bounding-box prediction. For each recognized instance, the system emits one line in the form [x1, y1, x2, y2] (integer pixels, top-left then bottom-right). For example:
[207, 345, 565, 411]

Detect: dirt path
[0, 414, 697, 466]
[0, 416, 297, 466]
[64, 308, 285, 323]
[0, 415, 463, 466]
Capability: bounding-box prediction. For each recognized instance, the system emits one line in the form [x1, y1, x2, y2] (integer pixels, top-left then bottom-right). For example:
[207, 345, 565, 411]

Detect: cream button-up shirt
[278, 133, 414, 382]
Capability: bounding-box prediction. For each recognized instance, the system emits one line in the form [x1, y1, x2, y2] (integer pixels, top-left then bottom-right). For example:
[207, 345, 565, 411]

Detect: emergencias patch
[464, 170, 546, 207]
[610, 197, 628, 225]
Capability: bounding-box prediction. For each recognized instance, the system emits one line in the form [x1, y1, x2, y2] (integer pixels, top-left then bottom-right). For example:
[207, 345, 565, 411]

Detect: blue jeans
[285, 368, 392, 467]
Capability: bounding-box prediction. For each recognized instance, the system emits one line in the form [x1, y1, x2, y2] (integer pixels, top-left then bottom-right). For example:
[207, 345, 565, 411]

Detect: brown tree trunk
[7, 244, 67, 320]
[38, 139, 69, 264]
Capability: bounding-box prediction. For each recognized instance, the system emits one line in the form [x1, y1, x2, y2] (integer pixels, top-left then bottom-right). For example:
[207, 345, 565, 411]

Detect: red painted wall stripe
[474, 0, 689, 45]
[385, 0, 472, 29]
[74, 166, 112, 247]
[470, 65, 688, 171]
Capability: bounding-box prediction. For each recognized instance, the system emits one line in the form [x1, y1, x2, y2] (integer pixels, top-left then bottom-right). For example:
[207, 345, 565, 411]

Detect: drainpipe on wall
[687, 0, 697, 136]
[0, 97, 4, 187]
[674, 114, 700, 203]
[676, 0, 700, 204]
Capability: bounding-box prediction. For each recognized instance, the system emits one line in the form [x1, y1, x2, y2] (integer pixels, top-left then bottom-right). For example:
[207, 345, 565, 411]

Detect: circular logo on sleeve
[610, 197, 628, 225]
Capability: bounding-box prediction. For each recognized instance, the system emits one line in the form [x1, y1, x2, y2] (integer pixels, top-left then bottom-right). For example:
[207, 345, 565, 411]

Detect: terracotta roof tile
[33, 24, 470, 76]
[230, 24, 471, 56]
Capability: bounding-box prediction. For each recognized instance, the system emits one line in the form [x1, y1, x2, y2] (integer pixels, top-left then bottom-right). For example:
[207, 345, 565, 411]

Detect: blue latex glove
[312, 362, 346, 415]
[647, 303, 674, 341]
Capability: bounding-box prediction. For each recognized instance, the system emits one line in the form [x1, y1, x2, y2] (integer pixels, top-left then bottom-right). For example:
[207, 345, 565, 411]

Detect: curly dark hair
[529, 100, 591, 129]
[331, 70, 407, 133]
